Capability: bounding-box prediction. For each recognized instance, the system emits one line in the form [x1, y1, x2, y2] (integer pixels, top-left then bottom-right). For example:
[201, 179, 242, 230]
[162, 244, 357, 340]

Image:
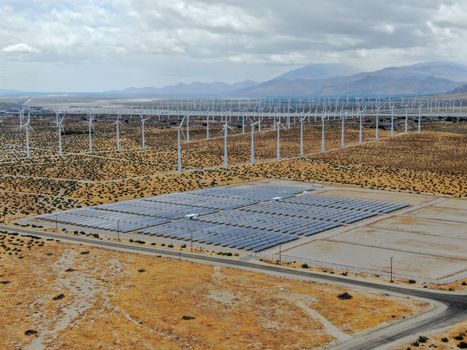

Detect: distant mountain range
[2, 61, 467, 98]
[105, 80, 258, 97]
[449, 83, 467, 94]
[237, 61, 467, 97]
[273, 63, 359, 80]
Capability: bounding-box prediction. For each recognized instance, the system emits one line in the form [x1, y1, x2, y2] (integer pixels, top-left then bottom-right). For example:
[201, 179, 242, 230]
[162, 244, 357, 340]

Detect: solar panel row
[190, 182, 316, 201]
[285, 194, 409, 213]
[196, 210, 340, 236]
[239, 201, 377, 224]
[37, 208, 169, 232]
[144, 193, 257, 210]
[140, 219, 298, 252]
[97, 200, 214, 218]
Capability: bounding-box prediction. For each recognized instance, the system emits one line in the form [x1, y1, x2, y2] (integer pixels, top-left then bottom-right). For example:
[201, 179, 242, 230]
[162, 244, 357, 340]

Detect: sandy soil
[0, 123, 465, 220]
[0, 232, 428, 350]
[396, 321, 467, 350]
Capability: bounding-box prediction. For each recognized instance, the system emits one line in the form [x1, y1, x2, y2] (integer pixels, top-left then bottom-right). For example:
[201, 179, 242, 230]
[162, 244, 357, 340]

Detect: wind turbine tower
[56, 112, 65, 156]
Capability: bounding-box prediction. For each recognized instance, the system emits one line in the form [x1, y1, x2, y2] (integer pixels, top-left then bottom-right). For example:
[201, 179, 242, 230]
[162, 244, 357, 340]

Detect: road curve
[2, 225, 466, 350]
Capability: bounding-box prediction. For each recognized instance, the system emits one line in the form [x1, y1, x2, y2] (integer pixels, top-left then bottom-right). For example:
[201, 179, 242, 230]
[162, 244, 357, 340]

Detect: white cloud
[2, 43, 40, 54]
[0, 0, 467, 91]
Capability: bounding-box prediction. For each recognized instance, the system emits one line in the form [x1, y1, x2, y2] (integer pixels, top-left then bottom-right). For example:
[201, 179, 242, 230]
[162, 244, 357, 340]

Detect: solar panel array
[35, 183, 409, 252]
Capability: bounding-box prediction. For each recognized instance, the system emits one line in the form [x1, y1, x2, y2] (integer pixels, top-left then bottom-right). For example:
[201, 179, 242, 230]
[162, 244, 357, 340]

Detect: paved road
[2, 225, 466, 350]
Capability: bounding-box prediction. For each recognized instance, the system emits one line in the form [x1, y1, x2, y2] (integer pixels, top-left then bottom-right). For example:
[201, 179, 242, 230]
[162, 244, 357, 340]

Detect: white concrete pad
[329, 227, 467, 259]
[405, 207, 467, 223]
[284, 240, 466, 279]
[432, 198, 467, 210]
[372, 216, 467, 240]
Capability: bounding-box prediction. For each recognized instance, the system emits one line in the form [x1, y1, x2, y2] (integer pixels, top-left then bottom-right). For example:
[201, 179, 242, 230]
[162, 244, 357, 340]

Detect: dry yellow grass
[0, 233, 428, 350]
[0, 124, 465, 221]
[396, 321, 467, 350]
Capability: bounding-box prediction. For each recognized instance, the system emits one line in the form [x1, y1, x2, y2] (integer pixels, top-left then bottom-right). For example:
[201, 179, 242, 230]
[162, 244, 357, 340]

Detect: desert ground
[0, 118, 465, 221]
[0, 232, 429, 350]
[396, 321, 467, 350]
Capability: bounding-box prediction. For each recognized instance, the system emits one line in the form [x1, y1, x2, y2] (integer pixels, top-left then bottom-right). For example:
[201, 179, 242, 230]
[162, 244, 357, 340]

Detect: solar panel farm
[0, 99, 466, 350]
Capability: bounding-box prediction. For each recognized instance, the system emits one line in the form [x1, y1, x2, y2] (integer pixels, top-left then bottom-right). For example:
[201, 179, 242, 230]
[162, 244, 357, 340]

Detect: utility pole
[390, 256, 394, 283]
[279, 244, 282, 266]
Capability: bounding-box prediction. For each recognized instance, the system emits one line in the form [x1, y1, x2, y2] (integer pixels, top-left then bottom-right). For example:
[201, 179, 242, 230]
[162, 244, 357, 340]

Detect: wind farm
[1, 1, 467, 349]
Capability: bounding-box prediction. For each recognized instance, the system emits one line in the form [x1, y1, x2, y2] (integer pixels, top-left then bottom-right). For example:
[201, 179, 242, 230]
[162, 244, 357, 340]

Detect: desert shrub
[24, 329, 38, 336]
[52, 293, 65, 301]
[337, 292, 352, 300]
[417, 336, 428, 343]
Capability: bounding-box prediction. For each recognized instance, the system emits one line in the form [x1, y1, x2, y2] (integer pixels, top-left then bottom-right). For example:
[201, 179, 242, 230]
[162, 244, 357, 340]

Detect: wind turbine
[358, 104, 367, 144]
[87, 113, 94, 154]
[56, 112, 65, 156]
[321, 113, 326, 152]
[299, 116, 306, 157]
[114, 114, 123, 152]
[20, 109, 33, 158]
[404, 103, 409, 133]
[250, 120, 260, 164]
[341, 112, 347, 148]
[417, 103, 424, 133]
[177, 116, 187, 172]
[223, 122, 234, 168]
[186, 115, 190, 144]
[375, 104, 382, 141]
[275, 119, 285, 160]
[206, 111, 210, 139]
[140, 114, 149, 149]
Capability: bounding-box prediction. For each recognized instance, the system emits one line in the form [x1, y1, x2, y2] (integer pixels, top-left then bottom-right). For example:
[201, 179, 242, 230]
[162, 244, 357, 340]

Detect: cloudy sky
[1, 0, 467, 92]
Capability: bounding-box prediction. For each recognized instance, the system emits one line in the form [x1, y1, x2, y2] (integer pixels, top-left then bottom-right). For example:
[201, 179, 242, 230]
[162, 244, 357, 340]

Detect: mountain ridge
[1, 61, 466, 98]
